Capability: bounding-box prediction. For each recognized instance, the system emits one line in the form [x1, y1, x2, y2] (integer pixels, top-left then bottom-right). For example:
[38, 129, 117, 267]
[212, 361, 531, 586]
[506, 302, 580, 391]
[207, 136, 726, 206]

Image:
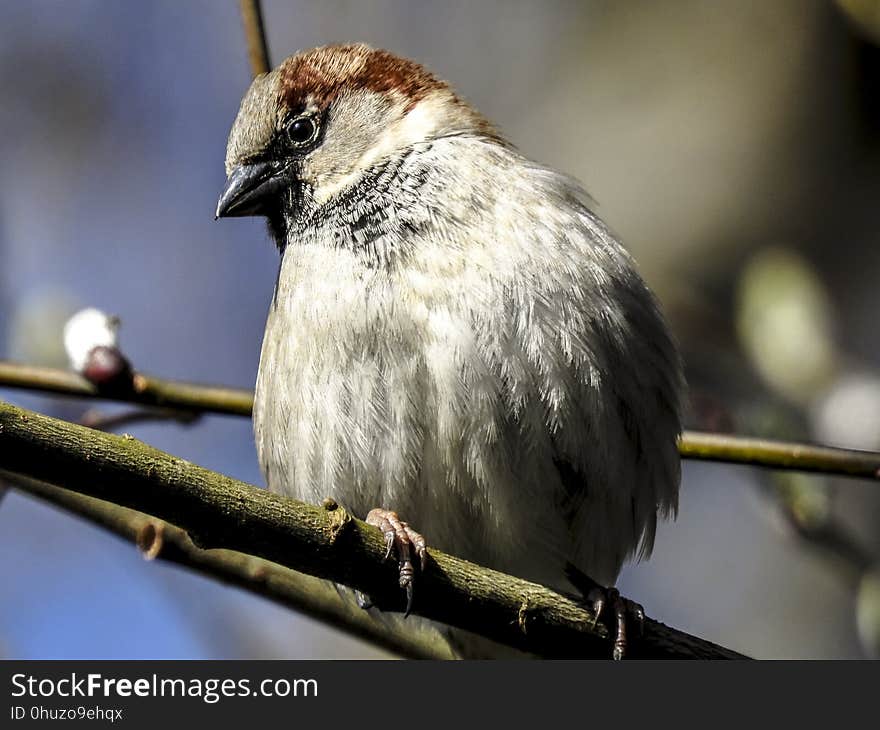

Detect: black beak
[215, 161, 288, 219]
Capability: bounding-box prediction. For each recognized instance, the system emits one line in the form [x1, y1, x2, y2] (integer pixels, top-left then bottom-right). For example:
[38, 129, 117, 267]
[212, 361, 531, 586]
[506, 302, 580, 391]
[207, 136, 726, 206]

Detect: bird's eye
[286, 116, 318, 148]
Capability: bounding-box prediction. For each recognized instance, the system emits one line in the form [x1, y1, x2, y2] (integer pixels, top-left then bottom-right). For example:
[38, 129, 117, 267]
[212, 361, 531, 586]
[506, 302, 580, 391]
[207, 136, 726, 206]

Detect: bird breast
[253, 137, 681, 588]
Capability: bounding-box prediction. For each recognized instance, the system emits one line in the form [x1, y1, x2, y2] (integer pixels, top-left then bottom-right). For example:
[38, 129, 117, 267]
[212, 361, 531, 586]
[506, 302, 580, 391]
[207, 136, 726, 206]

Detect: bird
[216, 43, 683, 658]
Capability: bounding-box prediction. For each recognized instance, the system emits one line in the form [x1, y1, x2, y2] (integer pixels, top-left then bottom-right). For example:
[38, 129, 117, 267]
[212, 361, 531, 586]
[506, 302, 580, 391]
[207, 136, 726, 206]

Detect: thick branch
[3, 473, 453, 660]
[2, 360, 880, 480]
[0, 399, 745, 659]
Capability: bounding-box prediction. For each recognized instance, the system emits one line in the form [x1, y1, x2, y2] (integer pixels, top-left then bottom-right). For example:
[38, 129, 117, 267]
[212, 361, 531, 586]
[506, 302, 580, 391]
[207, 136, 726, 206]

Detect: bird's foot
[365, 508, 427, 617]
[587, 586, 644, 660]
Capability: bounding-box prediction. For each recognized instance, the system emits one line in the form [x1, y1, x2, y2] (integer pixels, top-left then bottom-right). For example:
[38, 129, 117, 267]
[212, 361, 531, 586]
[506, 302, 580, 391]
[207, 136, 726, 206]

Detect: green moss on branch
[0, 398, 744, 659]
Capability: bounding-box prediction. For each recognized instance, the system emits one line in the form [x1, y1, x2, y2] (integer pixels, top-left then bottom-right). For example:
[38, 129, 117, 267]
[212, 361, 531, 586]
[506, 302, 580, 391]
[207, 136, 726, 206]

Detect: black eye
[286, 116, 317, 147]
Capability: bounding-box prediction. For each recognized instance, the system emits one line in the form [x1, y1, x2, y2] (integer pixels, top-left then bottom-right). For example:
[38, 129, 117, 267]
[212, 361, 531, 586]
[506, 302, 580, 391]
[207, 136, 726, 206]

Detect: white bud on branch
[63, 308, 131, 388]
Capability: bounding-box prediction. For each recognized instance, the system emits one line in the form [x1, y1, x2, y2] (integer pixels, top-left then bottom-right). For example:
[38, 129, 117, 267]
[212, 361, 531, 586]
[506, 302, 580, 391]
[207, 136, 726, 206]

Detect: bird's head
[216, 43, 496, 241]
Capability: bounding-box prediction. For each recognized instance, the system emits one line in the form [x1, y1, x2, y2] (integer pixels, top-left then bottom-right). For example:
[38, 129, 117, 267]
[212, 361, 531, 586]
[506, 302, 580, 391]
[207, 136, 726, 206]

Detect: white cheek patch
[394, 93, 454, 142]
[311, 91, 458, 205]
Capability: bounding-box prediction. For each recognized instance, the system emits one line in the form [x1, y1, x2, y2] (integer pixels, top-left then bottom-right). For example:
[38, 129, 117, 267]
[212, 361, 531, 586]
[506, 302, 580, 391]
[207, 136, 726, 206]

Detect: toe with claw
[365, 508, 427, 617]
[566, 563, 645, 659]
[587, 586, 645, 660]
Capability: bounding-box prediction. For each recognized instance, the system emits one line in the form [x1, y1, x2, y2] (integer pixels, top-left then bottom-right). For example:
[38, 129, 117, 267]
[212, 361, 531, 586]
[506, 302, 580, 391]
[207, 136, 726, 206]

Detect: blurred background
[2, 0, 880, 659]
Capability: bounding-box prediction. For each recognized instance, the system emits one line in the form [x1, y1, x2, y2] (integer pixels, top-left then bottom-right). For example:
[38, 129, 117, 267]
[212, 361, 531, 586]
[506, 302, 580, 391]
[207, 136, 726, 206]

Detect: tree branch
[0, 361, 252, 416]
[679, 430, 880, 480]
[2, 359, 879, 481]
[79, 406, 201, 431]
[2, 472, 452, 660]
[0, 398, 746, 659]
[238, 0, 270, 77]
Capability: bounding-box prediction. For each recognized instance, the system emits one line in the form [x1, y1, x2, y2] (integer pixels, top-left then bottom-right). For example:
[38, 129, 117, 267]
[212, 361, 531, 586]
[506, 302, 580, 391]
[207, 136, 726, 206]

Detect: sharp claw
[404, 580, 414, 618]
[588, 588, 605, 630]
[632, 603, 645, 638]
[365, 508, 427, 617]
[583, 585, 645, 659]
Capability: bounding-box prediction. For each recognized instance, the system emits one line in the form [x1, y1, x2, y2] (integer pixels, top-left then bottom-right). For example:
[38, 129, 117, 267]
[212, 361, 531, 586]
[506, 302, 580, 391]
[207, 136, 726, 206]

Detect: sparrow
[217, 43, 683, 658]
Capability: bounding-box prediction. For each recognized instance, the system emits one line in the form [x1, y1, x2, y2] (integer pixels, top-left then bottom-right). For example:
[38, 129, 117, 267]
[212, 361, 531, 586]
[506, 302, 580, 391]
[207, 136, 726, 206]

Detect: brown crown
[278, 44, 451, 113]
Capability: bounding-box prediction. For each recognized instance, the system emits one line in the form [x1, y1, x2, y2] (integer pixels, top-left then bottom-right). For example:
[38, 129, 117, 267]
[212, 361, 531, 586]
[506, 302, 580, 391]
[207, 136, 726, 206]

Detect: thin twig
[2, 359, 880, 481]
[0, 361, 252, 416]
[0, 399, 746, 659]
[80, 407, 201, 431]
[680, 430, 880, 480]
[239, 0, 271, 76]
[2, 472, 452, 660]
